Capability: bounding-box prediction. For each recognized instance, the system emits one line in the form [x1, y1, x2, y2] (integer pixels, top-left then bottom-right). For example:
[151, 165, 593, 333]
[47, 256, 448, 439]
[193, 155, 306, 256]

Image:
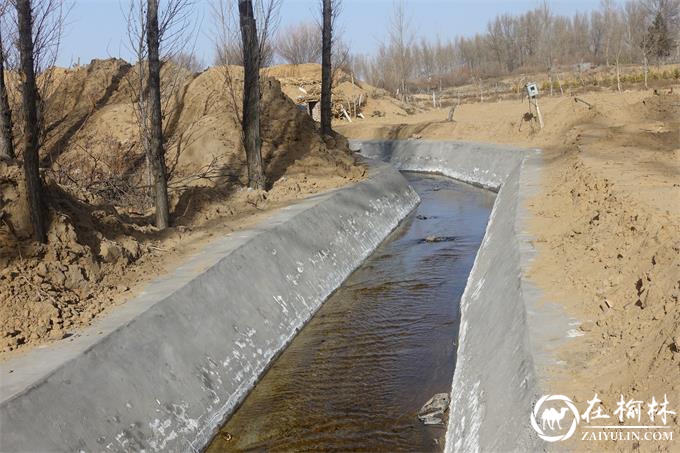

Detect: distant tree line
[346, 0, 680, 95]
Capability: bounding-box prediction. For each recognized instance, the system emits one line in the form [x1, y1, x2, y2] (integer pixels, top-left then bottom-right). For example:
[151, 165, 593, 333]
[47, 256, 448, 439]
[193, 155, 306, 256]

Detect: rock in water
[418, 393, 450, 425]
[422, 236, 456, 244]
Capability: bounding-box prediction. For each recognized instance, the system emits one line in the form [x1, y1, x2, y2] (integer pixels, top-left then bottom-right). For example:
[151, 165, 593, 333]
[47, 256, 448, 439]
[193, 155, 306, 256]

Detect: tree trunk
[146, 0, 170, 229]
[616, 57, 622, 93]
[643, 55, 649, 89]
[0, 28, 15, 160]
[605, 38, 610, 67]
[320, 0, 333, 136]
[556, 73, 564, 96]
[447, 104, 456, 122]
[238, 0, 265, 190]
[16, 0, 47, 243]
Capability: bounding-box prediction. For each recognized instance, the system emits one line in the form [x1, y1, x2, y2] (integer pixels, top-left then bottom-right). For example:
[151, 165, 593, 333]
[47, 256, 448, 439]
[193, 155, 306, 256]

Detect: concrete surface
[0, 161, 419, 453]
[354, 139, 526, 191]
[351, 140, 565, 453]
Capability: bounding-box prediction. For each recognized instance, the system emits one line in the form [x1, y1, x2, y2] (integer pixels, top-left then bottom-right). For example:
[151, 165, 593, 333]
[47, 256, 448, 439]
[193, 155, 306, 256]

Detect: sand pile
[0, 58, 365, 357]
[531, 152, 679, 378]
[0, 160, 31, 242]
[267, 63, 412, 119]
[530, 149, 680, 449]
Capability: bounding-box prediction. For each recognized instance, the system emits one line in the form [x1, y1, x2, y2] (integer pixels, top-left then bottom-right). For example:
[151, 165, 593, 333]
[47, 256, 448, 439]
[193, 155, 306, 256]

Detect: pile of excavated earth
[0, 59, 366, 357]
[268, 63, 418, 119]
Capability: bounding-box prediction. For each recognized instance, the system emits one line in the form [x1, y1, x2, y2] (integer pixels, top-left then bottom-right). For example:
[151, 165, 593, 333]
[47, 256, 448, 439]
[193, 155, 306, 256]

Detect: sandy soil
[340, 87, 680, 451]
[269, 63, 417, 119]
[0, 59, 365, 359]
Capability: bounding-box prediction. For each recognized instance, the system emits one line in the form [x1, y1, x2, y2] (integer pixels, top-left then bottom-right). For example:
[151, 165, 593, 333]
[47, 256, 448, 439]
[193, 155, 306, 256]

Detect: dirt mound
[0, 58, 365, 357]
[267, 63, 326, 79]
[0, 161, 31, 243]
[530, 151, 680, 446]
[267, 63, 410, 119]
[47, 62, 361, 192]
[337, 89, 651, 147]
[639, 92, 680, 115]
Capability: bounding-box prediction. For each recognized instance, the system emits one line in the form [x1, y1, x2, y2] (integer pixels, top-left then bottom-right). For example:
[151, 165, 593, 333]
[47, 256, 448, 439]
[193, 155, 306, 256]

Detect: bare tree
[214, 39, 242, 66]
[318, 0, 343, 135]
[320, 0, 332, 136]
[213, 0, 279, 189]
[626, 0, 654, 88]
[15, 0, 47, 242]
[648, 11, 677, 63]
[214, 35, 275, 67]
[609, 5, 627, 92]
[332, 36, 350, 76]
[0, 4, 15, 160]
[238, 0, 265, 190]
[30, 0, 68, 73]
[277, 22, 321, 64]
[599, 0, 617, 65]
[146, 0, 170, 229]
[123, 0, 195, 228]
[389, 0, 413, 98]
[123, 0, 152, 203]
[214, 0, 279, 68]
[0, 0, 68, 164]
[212, 0, 243, 134]
[30, 0, 68, 149]
[172, 51, 203, 72]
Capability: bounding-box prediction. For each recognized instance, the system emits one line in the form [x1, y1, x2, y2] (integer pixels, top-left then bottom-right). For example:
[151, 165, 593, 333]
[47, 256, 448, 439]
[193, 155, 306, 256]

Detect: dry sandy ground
[269, 63, 418, 119]
[339, 87, 680, 451]
[0, 60, 365, 360]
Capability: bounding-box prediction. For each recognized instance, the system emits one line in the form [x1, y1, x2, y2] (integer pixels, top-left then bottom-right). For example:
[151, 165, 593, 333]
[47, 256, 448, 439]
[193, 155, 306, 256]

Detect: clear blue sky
[59, 0, 604, 67]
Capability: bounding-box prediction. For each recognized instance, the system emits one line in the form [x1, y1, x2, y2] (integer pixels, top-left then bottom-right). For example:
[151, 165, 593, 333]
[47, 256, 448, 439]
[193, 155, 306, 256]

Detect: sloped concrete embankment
[355, 139, 527, 191]
[352, 140, 546, 452]
[0, 162, 419, 453]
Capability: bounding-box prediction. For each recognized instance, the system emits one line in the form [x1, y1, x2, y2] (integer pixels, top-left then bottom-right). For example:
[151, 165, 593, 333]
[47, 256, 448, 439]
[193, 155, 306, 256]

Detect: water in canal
[206, 173, 495, 452]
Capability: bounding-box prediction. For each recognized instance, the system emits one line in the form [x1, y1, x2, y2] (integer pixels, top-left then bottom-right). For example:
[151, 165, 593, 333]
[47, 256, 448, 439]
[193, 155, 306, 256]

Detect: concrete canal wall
[0, 162, 419, 453]
[352, 139, 547, 453]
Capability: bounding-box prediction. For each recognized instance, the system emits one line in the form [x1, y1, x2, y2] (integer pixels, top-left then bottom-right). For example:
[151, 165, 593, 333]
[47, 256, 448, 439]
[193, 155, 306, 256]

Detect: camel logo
[530, 395, 580, 442]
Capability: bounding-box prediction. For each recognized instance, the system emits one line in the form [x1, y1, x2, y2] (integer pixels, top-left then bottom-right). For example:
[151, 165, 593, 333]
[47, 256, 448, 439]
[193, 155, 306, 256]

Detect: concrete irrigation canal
[0, 140, 566, 452]
[206, 173, 495, 452]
